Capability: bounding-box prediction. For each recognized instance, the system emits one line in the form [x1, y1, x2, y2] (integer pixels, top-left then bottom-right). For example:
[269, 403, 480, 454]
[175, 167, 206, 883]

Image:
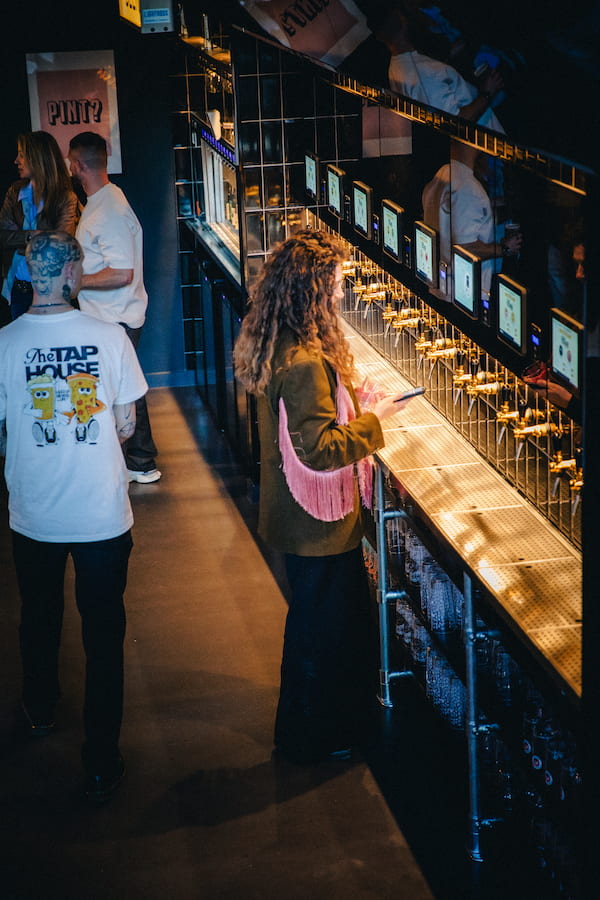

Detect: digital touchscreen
[414, 221, 438, 288]
[352, 181, 372, 239]
[381, 199, 404, 262]
[497, 274, 527, 354]
[326, 165, 344, 217]
[305, 152, 318, 199]
[452, 245, 481, 319]
[551, 308, 583, 391]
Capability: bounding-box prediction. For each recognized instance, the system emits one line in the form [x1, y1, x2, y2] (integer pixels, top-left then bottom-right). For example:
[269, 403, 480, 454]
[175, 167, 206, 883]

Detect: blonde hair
[233, 230, 354, 395]
[17, 131, 73, 224]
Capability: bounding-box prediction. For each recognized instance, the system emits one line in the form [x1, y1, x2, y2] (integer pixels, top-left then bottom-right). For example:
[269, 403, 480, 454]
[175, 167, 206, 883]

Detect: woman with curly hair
[234, 229, 413, 763]
[0, 131, 80, 320]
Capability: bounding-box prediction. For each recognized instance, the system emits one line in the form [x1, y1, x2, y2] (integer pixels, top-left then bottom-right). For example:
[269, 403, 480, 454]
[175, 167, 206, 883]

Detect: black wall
[0, 1, 189, 386]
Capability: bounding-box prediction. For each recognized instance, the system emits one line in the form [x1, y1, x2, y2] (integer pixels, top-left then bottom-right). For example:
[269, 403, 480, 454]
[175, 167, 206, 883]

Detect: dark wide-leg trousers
[119, 323, 158, 472]
[275, 545, 377, 762]
[12, 530, 133, 773]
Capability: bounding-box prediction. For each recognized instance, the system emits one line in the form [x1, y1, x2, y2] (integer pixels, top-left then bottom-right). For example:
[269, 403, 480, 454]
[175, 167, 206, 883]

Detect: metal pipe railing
[463, 572, 503, 861]
[374, 462, 413, 708]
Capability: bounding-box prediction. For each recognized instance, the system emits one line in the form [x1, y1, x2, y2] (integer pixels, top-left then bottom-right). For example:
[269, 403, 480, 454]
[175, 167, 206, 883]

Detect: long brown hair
[17, 131, 73, 226]
[234, 230, 354, 395]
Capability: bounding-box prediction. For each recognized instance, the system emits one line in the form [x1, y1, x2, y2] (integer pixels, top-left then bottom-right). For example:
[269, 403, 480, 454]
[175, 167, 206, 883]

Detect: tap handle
[469, 355, 480, 377]
[552, 432, 562, 454]
[518, 398, 528, 418]
[501, 384, 511, 403]
[456, 349, 466, 368]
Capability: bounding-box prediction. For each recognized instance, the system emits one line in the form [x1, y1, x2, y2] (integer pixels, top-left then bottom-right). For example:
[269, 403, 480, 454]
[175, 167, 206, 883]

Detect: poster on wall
[26, 50, 122, 174]
[241, 0, 370, 67]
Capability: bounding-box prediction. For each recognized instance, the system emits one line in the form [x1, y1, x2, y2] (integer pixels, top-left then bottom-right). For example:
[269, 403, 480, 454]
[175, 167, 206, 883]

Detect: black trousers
[275, 546, 377, 761]
[12, 530, 133, 773]
[119, 323, 158, 471]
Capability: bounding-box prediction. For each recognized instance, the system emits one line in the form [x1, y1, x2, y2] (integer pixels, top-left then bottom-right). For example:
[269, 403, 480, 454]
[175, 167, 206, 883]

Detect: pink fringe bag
[278, 379, 374, 522]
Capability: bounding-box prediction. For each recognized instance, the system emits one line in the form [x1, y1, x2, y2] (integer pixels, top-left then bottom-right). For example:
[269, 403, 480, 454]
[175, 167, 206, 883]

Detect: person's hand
[372, 393, 412, 421]
[502, 231, 522, 257]
[481, 68, 503, 98]
[523, 376, 573, 410]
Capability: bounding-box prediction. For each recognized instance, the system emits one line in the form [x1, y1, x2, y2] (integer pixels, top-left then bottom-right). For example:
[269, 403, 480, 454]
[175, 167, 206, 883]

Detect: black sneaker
[21, 702, 55, 737]
[83, 756, 125, 805]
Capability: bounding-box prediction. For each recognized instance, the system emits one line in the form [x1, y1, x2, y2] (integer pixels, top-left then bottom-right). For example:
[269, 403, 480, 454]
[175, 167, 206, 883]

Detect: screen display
[551, 310, 582, 390]
[305, 153, 317, 198]
[382, 199, 404, 261]
[415, 230, 432, 282]
[352, 182, 371, 237]
[326, 165, 343, 216]
[452, 246, 480, 318]
[414, 221, 438, 287]
[497, 275, 526, 353]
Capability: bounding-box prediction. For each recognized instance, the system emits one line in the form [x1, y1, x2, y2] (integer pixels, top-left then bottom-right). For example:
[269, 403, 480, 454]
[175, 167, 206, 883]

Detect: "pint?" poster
[26, 50, 122, 174]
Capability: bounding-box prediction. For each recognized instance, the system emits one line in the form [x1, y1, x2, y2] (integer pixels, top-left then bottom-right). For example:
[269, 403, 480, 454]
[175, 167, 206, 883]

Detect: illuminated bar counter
[344, 320, 582, 702]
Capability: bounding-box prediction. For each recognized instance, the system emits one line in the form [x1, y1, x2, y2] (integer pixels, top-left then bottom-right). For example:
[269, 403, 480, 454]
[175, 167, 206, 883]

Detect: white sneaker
[128, 468, 162, 484]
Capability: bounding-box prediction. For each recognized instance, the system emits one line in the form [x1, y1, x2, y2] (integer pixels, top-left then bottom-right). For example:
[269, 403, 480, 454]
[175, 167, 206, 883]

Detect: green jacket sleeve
[279, 355, 384, 472]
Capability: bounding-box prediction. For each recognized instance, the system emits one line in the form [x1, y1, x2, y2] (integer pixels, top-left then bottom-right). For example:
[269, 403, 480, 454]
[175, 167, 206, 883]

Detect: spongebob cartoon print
[23, 343, 106, 445]
[25, 374, 68, 445]
[64, 373, 106, 443]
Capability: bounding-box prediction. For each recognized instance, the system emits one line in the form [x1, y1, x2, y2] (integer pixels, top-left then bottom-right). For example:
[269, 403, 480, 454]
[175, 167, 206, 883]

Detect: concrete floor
[0, 387, 436, 900]
[1, 386, 568, 900]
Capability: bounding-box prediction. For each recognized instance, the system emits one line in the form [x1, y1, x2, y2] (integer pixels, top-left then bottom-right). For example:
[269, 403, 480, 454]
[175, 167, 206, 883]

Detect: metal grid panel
[384, 462, 524, 515]
[386, 402, 450, 429]
[380, 425, 492, 470]
[524, 626, 581, 696]
[431, 507, 577, 566]
[477, 560, 581, 626]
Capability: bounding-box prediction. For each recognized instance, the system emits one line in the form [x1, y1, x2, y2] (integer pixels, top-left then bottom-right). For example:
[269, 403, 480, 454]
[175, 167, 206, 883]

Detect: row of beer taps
[342, 260, 583, 513]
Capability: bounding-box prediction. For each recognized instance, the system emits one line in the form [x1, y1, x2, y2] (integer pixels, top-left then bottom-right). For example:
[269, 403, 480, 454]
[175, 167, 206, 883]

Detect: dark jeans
[119, 322, 158, 472]
[12, 530, 133, 773]
[10, 280, 33, 320]
[275, 546, 377, 761]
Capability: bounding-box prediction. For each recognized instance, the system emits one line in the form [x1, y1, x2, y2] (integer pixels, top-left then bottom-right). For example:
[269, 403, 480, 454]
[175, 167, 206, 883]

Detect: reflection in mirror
[245, 211, 265, 253]
[244, 168, 262, 209]
[421, 140, 506, 302]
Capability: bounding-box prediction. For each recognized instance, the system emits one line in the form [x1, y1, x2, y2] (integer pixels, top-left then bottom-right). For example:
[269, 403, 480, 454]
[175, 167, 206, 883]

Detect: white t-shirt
[388, 51, 504, 134]
[0, 309, 148, 542]
[422, 160, 500, 294]
[76, 182, 148, 329]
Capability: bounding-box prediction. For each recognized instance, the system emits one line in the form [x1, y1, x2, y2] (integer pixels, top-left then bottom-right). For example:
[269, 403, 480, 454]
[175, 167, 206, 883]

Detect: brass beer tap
[425, 338, 458, 361]
[496, 392, 526, 443]
[569, 466, 584, 516]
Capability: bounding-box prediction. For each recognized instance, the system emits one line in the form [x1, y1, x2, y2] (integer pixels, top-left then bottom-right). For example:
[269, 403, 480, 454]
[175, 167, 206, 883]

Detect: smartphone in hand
[395, 386, 425, 402]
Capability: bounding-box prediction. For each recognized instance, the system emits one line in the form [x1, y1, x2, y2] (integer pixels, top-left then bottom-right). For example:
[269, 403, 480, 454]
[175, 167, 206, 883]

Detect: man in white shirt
[368, 3, 505, 133]
[68, 131, 160, 483]
[0, 230, 148, 802]
[422, 141, 521, 296]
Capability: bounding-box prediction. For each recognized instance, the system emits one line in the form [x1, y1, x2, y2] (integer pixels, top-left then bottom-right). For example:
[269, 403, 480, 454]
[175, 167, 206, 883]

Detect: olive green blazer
[257, 329, 384, 557]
